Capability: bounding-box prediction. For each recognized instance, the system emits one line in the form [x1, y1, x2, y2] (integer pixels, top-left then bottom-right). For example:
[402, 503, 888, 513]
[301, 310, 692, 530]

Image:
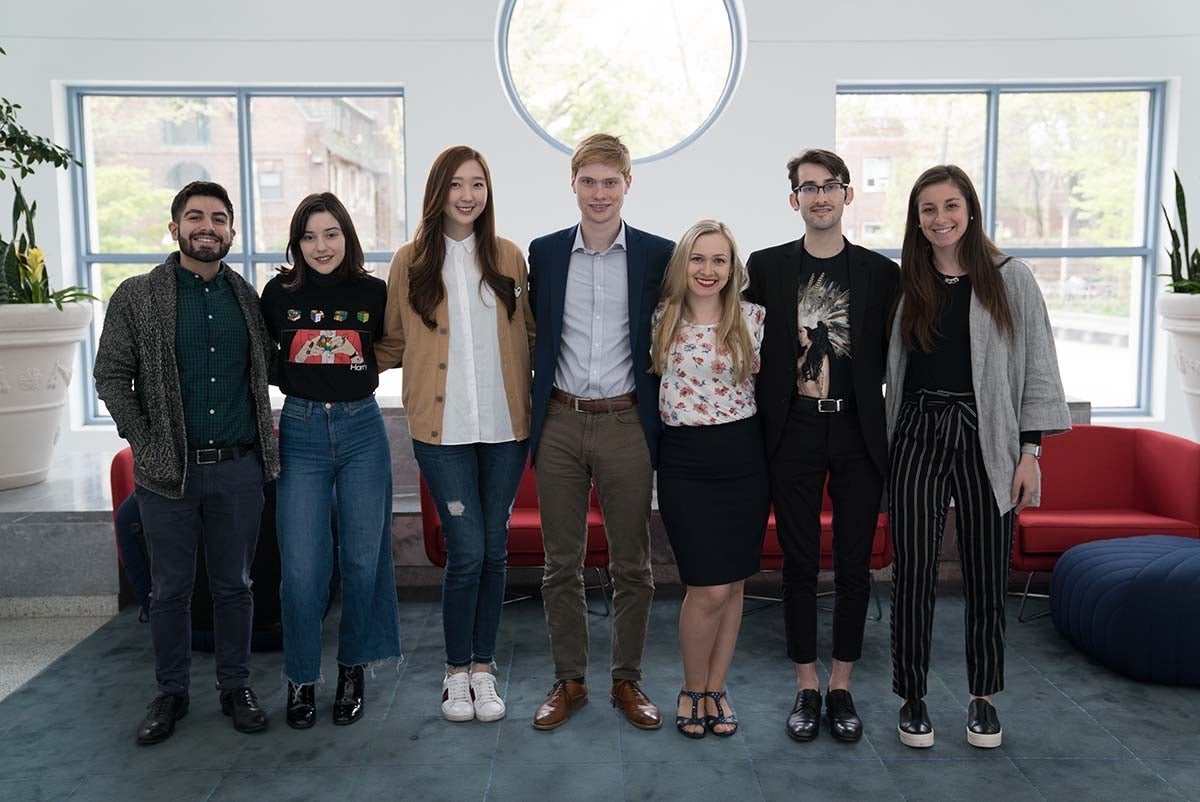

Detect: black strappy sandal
[675, 689, 707, 739]
[705, 690, 738, 737]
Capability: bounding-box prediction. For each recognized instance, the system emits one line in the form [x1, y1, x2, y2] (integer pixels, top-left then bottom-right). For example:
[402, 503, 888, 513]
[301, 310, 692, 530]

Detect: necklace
[942, 274, 963, 285]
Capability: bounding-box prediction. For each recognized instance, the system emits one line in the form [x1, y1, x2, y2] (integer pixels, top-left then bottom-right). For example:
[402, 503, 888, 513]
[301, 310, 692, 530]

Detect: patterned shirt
[655, 300, 766, 427]
[173, 258, 256, 449]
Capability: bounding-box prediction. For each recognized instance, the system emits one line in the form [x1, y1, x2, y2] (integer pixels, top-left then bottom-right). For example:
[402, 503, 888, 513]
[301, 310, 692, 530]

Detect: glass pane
[836, 93, 988, 250]
[81, 96, 241, 254]
[248, 96, 406, 254]
[505, 0, 734, 159]
[996, 91, 1151, 249]
[256, 262, 401, 406]
[1024, 256, 1143, 408]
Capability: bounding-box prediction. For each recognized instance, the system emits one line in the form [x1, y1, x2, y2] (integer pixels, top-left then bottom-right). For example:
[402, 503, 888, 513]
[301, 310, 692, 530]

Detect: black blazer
[745, 236, 899, 475]
[528, 223, 675, 466]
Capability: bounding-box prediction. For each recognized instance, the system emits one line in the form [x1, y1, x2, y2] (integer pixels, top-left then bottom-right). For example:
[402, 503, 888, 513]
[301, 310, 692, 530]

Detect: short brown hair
[571, 133, 632, 179]
[786, 148, 850, 190]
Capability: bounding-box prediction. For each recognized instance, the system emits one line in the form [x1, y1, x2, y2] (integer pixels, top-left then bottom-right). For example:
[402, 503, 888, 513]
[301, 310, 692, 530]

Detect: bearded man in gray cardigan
[94, 181, 280, 746]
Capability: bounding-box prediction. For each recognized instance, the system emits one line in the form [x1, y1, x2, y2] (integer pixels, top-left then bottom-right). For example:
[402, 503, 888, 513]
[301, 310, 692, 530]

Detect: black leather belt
[191, 444, 255, 465]
[794, 395, 855, 414]
[550, 387, 638, 413]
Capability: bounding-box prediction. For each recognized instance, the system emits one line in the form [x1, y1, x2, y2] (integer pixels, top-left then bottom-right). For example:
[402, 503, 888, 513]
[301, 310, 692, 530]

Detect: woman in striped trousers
[883, 165, 1071, 749]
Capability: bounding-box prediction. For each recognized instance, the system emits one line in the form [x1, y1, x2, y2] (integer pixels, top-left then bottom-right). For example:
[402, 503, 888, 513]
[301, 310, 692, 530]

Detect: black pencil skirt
[657, 415, 770, 587]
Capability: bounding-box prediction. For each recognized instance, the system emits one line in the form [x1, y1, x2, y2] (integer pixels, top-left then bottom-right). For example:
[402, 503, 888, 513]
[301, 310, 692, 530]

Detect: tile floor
[0, 588, 1197, 802]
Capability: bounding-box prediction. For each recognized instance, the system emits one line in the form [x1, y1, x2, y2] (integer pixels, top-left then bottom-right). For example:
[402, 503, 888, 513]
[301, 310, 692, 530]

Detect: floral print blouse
[654, 300, 766, 427]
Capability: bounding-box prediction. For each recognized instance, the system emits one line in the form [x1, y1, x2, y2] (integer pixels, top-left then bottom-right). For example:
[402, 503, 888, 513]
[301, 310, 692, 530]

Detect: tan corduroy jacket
[374, 238, 535, 445]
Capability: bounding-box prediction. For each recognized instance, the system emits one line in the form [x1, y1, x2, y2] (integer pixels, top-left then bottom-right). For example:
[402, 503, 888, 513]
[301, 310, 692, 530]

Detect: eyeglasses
[792, 182, 847, 197]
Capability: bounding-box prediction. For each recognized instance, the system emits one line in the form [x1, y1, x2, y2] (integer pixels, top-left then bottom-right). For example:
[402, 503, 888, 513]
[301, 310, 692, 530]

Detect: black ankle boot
[333, 665, 364, 726]
[287, 682, 316, 730]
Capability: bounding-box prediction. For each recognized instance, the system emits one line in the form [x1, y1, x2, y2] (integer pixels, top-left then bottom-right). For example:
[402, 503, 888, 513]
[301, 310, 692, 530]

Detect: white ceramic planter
[1159, 292, 1200, 439]
[0, 302, 93, 490]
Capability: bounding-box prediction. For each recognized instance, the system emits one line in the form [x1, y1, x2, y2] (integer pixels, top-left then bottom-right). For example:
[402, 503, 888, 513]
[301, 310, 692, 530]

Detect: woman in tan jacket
[375, 146, 534, 723]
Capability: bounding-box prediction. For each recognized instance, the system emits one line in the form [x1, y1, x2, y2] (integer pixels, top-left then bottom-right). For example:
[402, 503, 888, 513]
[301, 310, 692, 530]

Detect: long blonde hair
[651, 219, 755, 384]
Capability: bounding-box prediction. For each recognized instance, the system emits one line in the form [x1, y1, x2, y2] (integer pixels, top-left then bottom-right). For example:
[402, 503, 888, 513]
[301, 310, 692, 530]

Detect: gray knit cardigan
[885, 258, 1072, 514]
[94, 257, 281, 499]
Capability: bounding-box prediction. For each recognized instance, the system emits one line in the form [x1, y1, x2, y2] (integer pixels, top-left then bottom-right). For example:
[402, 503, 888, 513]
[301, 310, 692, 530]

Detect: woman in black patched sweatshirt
[260, 192, 400, 730]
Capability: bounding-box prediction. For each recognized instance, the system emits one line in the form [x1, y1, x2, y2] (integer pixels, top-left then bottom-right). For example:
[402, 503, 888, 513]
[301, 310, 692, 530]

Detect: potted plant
[0, 44, 96, 490]
[1159, 170, 1200, 438]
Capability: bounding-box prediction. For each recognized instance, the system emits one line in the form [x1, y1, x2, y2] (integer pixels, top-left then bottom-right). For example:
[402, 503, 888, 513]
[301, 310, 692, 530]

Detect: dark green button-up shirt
[174, 260, 257, 450]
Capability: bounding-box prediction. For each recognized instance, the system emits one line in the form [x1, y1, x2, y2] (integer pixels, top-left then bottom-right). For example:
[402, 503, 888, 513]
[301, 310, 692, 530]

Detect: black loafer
[136, 692, 189, 745]
[333, 664, 364, 726]
[966, 698, 1002, 748]
[825, 689, 863, 742]
[786, 689, 821, 742]
[220, 686, 269, 733]
[287, 682, 317, 730]
[898, 698, 934, 748]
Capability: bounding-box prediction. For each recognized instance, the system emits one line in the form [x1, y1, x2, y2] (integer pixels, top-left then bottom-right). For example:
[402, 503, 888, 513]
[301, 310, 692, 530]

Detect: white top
[441, 234, 516, 444]
[656, 300, 766, 427]
[555, 223, 633, 398]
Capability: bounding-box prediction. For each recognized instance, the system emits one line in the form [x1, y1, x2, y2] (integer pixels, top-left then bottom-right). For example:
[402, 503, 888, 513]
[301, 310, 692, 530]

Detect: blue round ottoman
[1051, 535, 1200, 686]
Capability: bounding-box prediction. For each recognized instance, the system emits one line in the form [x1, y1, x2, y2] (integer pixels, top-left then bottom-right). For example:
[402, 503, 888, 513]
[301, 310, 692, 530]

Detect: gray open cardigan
[94, 256, 281, 499]
[885, 258, 1072, 514]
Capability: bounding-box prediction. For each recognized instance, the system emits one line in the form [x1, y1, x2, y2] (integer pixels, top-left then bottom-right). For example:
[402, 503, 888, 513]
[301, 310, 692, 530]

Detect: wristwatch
[1020, 443, 1043, 458]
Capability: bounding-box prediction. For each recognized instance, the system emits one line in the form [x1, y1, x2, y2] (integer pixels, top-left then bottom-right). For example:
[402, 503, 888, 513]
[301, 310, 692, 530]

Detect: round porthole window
[497, 0, 745, 162]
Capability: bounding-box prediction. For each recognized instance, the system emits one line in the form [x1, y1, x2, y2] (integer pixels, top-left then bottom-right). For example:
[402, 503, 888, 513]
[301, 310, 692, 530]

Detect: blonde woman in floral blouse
[650, 219, 769, 740]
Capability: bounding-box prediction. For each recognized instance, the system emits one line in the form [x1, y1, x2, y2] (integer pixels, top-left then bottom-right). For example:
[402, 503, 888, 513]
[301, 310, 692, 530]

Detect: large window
[837, 84, 1164, 413]
[498, 0, 744, 161]
[68, 88, 406, 421]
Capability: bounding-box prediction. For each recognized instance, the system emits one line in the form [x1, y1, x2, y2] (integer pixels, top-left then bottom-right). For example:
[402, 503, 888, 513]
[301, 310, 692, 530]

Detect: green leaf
[1176, 171, 1191, 267]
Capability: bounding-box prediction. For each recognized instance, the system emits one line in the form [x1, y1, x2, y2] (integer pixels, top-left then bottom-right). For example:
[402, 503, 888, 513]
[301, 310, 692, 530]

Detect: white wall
[3, 0, 1199, 451]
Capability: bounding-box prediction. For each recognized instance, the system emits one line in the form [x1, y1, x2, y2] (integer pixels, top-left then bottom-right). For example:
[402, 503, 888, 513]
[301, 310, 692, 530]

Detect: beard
[178, 233, 232, 264]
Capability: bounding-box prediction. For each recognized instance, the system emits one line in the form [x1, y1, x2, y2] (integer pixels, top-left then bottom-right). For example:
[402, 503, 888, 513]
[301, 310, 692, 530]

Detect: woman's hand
[1010, 454, 1040, 513]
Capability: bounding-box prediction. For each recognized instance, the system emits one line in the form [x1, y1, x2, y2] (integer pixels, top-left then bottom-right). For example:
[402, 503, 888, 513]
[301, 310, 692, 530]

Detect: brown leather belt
[550, 387, 637, 413]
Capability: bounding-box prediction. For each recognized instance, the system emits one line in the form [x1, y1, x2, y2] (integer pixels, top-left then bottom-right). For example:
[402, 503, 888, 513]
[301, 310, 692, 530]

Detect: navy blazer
[528, 223, 675, 467]
[745, 236, 899, 476]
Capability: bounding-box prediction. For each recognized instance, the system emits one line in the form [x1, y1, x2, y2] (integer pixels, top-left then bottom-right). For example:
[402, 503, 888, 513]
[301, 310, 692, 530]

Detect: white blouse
[655, 300, 766, 427]
[441, 234, 516, 444]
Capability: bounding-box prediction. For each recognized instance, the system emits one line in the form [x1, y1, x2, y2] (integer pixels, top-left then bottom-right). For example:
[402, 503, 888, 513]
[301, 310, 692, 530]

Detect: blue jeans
[277, 396, 401, 685]
[413, 439, 528, 667]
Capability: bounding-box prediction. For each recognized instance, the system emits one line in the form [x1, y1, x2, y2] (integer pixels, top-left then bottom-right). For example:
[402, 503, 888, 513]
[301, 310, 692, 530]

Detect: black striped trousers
[889, 390, 1014, 699]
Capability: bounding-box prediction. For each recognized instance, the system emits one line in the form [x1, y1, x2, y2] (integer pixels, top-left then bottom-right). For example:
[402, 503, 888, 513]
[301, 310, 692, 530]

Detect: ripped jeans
[412, 438, 528, 668]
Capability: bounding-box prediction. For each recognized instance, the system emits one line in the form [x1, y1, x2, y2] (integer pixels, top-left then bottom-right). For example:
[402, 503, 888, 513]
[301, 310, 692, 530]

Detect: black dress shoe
[287, 682, 316, 730]
[966, 698, 1002, 748]
[220, 686, 269, 733]
[136, 692, 189, 745]
[825, 689, 863, 742]
[333, 664, 364, 726]
[898, 698, 934, 748]
[786, 689, 821, 742]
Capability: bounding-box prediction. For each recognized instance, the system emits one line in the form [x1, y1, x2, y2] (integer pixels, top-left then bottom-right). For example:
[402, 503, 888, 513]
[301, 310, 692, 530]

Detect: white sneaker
[442, 672, 474, 722]
[470, 671, 506, 722]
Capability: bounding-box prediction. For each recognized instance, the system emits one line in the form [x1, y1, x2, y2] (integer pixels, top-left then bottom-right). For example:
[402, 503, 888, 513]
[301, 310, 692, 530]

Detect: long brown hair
[407, 146, 515, 329]
[899, 165, 1013, 352]
[651, 220, 755, 385]
[279, 192, 367, 290]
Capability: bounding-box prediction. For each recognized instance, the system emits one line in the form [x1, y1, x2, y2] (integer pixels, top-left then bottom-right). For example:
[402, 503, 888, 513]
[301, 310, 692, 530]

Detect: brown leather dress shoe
[611, 679, 662, 730]
[532, 679, 589, 730]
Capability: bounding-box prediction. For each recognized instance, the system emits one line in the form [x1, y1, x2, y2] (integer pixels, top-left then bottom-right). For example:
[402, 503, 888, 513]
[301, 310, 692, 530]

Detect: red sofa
[1012, 424, 1200, 619]
[418, 457, 611, 612]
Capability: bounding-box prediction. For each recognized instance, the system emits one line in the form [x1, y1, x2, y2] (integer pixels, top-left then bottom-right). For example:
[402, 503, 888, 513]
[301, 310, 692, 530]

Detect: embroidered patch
[286, 309, 301, 321]
[356, 311, 370, 323]
[287, 329, 366, 365]
[310, 310, 325, 323]
[333, 310, 348, 322]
